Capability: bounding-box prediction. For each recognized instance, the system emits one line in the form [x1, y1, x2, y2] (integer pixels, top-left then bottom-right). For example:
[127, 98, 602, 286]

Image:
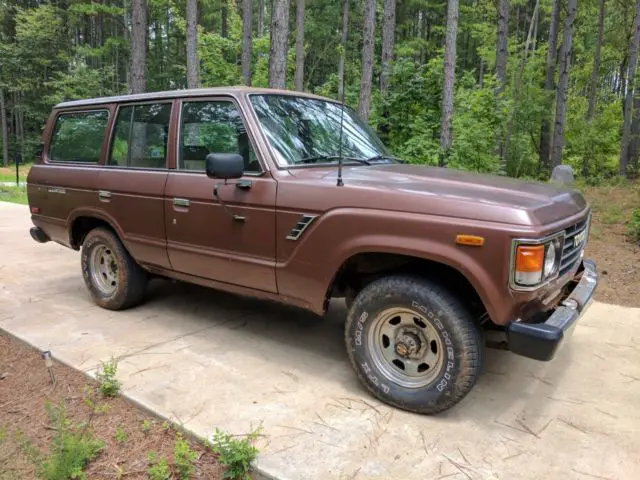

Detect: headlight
[543, 241, 557, 277]
[512, 235, 563, 289]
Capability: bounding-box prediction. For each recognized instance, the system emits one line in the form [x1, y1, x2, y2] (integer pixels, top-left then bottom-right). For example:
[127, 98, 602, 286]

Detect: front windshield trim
[246, 92, 389, 170]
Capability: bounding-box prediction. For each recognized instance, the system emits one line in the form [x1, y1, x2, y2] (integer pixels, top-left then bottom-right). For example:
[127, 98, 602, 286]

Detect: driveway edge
[0, 326, 284, 480]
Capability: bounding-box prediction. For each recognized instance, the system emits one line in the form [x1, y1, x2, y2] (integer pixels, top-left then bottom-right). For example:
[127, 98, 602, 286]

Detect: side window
[108, 103, 171, 168]
[179, 101, 260, 173]
[49, 110, 109, 163]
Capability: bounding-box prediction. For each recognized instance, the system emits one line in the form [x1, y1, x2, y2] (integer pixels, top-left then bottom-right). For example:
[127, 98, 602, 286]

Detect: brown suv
[27, 88, 598, 414]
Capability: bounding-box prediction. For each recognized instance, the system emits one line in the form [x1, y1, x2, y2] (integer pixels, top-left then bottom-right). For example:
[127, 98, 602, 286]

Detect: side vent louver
[286, 214, 317, 241]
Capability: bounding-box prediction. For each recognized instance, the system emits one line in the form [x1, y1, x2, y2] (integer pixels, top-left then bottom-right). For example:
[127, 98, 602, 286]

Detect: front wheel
[345, 275, 483, 414]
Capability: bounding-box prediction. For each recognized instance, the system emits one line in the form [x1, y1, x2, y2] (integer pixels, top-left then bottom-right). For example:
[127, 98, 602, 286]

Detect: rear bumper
[507, 259, 598, 361]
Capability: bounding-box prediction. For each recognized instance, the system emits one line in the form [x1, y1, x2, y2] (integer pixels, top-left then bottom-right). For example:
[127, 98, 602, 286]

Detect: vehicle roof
[55, 87, 339, 109]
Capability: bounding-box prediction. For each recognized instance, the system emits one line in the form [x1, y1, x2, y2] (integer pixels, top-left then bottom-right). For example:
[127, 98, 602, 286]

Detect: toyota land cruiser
[27, 88, 598, 414]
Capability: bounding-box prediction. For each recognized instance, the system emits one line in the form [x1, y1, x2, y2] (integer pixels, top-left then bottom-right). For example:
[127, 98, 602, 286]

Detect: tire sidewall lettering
[349, 294, 462, 406]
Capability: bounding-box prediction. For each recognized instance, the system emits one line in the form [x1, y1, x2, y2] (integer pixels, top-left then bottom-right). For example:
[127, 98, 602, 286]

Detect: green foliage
[208, 427, 261, 480]
[601, 205, 624, 224]
[1, 0, 639, 180]
[82, 384, 112, 415]
[628, 208, 640, 243]
[147, 451, 171, 480]
[448, 75, 503, 173]
[0, 185, 27, 204]
[114, 425, 127, 445]
[173, 434, 198, 480]
[96, 358, 120, 398]
[142, 420, 151, 436]
[40, 402, 104, 480]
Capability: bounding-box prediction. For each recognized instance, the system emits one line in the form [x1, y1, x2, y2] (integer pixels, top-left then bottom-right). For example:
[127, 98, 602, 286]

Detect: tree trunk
[495, 0, 508, 94]
[502, 0, 538, 174]
[550, 0, 577, 169]
[619, 0, 640, 176]
[587, 0, 606, 120]
[0, 88, 8, 168]
[337, 0, 349, 101]
[268, 0, 290, 89]
[626, 96, 640, 170]
[618, 57, 627, 98]
[130, 0, 147, 94]
[380, 0, 396, 95]
[358, 0, 376, 121]
[538, 0, 561, 174]
[242, 0, 253, 86]
[439, 0, 459, 164]
[221, 5, 228, 38]
[294, 0, 305, 91]
[258, 0, 265, 37]
[186, 0, 199, 89]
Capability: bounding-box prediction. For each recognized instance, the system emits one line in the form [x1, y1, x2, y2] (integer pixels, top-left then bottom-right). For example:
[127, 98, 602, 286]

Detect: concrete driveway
[1, 201, 640, 480]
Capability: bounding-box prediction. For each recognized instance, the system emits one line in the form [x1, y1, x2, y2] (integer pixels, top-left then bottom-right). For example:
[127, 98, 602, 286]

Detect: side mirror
[205, 153, 244, 180]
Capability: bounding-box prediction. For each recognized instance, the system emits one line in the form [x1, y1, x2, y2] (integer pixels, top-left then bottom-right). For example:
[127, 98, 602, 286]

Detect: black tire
[344, 286, 356, 310]
[81, 227, 148, 310]
[345, 275, 483, 414]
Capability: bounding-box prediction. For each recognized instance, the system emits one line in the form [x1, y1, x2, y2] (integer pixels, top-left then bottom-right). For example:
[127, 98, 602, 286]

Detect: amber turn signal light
[455, 234, 485, 247]
[515, 245, 544, 272]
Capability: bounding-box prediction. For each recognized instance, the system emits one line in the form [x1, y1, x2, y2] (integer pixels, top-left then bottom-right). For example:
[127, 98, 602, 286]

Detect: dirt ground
[583, 182, 640, 307]
[0, 332, 224, 480]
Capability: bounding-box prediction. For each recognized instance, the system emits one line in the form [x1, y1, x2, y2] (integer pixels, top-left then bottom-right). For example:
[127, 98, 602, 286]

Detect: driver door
[164, 98, 277, 293]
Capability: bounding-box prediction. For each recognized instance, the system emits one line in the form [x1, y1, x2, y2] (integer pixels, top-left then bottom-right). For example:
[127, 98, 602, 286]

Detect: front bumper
[507, 259, 598, 361]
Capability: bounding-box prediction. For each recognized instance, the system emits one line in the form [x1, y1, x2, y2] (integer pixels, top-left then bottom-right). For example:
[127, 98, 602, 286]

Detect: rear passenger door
[99, 101, 174, 269]
[164, 98, 277, 292]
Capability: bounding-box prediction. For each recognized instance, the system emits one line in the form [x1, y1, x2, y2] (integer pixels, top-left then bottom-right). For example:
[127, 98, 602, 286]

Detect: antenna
[336, 72, 346, 187]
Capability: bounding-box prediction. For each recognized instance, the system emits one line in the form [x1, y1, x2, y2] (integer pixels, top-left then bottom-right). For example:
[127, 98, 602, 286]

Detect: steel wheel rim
[89, 244, 118, 295]
[368, 307, 444, 389]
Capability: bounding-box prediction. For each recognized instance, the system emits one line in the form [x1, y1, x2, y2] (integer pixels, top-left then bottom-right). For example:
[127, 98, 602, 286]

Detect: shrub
[96, 358, 120, 397]
[40, 402, 104, 480]
[147, 451, 170, 480]
[208, 427, 261, 480]
[173, 434, 197, 480]
[114, 425, 127, 445]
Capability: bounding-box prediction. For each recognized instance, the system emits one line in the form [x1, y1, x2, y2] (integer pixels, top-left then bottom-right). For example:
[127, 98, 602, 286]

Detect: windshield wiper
[297, 155, 371, 165]
[365, 154, 404, 164]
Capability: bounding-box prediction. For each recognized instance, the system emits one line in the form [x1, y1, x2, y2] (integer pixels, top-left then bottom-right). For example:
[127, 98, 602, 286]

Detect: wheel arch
[326, 250, 495, 324]
[68, 209, 124, 250]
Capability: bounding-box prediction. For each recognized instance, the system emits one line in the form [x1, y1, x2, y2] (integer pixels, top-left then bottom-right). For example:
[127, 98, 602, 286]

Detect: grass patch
[600, 204, 624, 224]
[0, 185, 27, 204]
[0, 163, 31, 183]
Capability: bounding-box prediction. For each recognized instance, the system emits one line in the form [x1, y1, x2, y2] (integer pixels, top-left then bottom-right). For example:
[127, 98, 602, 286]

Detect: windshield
[249, 94, 390, 167]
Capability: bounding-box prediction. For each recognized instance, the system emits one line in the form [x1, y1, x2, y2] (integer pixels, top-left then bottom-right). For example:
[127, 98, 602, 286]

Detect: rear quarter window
[49, 110, 109, 163]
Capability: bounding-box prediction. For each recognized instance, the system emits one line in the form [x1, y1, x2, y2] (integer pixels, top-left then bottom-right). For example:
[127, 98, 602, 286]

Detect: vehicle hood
[286, 164, 588, 227]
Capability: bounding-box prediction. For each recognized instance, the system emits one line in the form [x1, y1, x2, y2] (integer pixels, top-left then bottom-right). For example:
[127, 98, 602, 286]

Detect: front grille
[559, 216, 589, 277]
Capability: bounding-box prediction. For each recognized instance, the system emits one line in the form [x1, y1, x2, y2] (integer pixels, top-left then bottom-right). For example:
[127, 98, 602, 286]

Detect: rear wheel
[81, 227, 148, 310]
[345, 275, 483, 414]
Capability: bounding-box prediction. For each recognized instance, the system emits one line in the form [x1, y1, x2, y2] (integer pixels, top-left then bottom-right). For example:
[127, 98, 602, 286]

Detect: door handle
[235, 180, 253, 190]
[98, 190, 111, 201]
[173, 198, 190, 208]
